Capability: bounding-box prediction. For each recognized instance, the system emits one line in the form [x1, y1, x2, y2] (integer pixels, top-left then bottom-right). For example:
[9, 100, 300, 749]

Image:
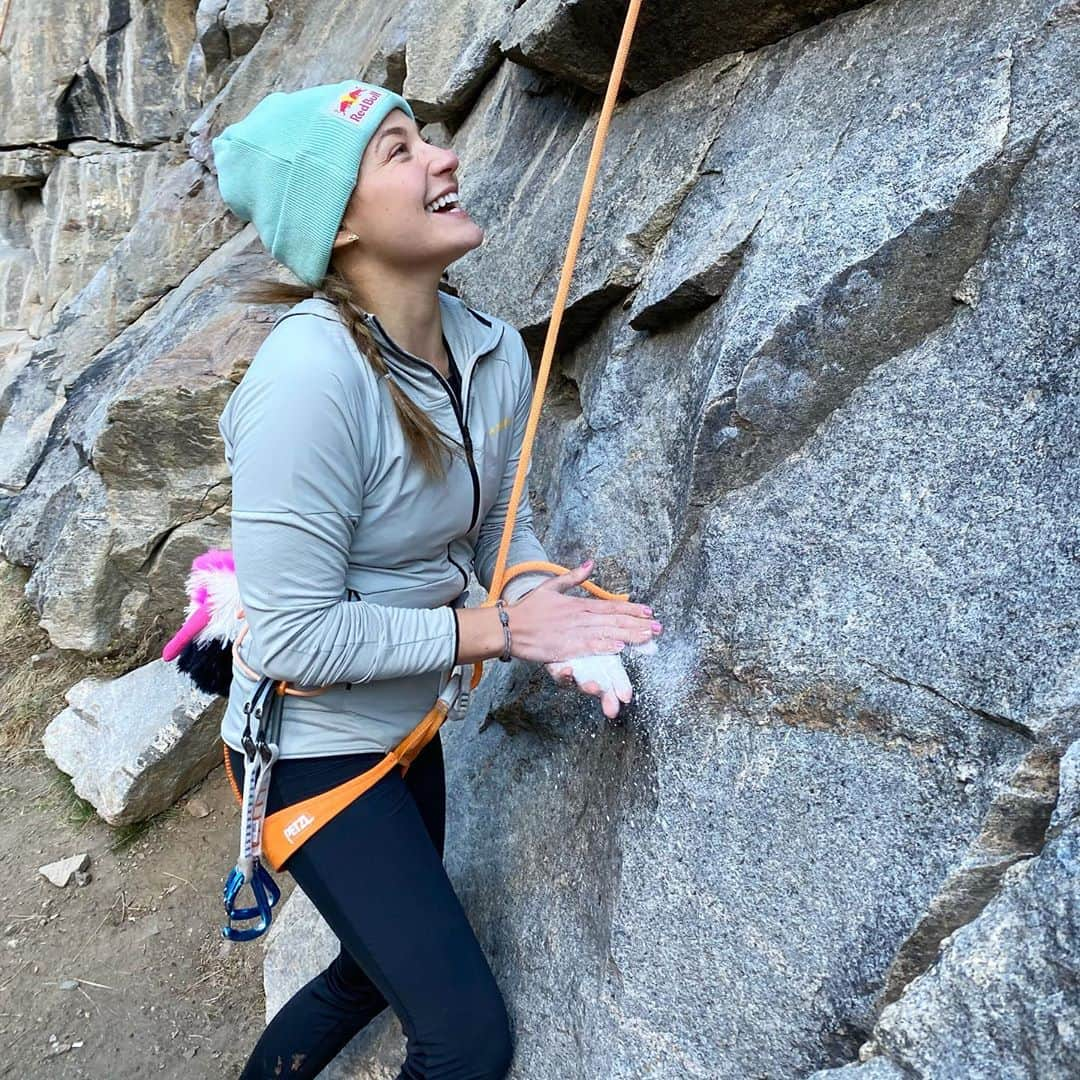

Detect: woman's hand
[544, 651, 634, 718]
[542, 629, 658, 717]
[505, 559, 661, 670]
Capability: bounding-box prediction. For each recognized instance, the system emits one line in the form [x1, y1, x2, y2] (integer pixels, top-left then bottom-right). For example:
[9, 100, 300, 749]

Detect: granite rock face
[4, 0, 1078, 1076]
[0, 0, 199, 146]
[810, 754, 1080, 1079]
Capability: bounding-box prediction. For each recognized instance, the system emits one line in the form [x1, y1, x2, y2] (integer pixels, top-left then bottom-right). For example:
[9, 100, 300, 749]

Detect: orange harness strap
[224, 695, 450, 872]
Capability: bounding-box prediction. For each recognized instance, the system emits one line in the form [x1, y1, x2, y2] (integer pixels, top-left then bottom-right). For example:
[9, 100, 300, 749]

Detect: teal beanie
[211, 81, 415, 288]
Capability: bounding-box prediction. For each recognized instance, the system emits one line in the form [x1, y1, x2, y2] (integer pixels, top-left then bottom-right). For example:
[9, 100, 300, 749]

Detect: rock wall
[2, 0, 1077, 1076]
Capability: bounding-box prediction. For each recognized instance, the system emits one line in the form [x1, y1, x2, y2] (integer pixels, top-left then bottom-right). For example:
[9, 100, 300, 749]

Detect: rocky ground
[0, 562, 283, 1078]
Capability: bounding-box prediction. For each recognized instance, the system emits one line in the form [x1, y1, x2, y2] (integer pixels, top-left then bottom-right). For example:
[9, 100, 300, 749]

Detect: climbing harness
[219, 565, 624, 854]
[169, 0, 646, 942]
[210, 560, 627, 940]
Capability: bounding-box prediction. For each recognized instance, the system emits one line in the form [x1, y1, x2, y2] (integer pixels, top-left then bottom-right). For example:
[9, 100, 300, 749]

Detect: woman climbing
[209, 80, 662, 1079]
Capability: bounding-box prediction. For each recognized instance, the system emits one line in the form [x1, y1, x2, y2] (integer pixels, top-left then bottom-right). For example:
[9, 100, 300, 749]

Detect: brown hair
[233, 266, 461, 481]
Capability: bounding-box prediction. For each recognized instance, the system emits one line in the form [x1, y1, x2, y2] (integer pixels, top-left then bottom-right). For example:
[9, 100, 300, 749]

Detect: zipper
[364, 313, 482, 534]
[447, 546, 469, 590]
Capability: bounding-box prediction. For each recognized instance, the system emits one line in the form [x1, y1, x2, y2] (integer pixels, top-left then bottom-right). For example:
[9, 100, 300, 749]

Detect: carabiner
[222, 857, 281, 941]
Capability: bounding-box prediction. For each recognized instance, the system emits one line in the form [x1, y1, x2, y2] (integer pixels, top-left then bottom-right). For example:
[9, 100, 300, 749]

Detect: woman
[211, 80, 661, 1079]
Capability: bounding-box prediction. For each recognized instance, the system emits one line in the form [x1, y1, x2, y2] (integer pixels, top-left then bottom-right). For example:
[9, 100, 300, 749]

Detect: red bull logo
[332, 85, 384, 126]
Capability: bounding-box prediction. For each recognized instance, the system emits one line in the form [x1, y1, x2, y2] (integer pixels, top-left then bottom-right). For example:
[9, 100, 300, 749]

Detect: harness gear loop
[223, 672, 461, 874]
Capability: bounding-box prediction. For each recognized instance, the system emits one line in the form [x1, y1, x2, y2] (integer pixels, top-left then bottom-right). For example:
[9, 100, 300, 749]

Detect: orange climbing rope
[471, 0, 645, 688]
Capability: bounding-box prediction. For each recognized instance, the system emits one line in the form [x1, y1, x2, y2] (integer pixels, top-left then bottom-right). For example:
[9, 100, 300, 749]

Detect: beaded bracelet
[495, 598, 512, 662]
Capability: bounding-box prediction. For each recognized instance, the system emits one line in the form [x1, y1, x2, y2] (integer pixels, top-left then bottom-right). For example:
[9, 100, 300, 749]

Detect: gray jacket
[218, 287, 549, 757]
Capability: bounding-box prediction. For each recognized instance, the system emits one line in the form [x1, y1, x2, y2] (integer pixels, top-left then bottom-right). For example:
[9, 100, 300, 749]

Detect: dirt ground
[0, 562, 293, 1077]
[0, 752, 298, 1078]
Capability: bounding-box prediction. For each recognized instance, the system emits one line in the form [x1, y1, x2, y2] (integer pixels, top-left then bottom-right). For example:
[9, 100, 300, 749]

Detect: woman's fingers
[542, 560, 596, 594]
[582, 598, 654, 619]
[546, 663, 575, 687]
[571, 610, 660, 647]
[546, 661, 632, 717]
[579, 680, 620, 718]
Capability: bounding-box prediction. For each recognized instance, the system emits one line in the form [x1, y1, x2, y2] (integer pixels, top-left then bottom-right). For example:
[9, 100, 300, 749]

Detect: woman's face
[333, 108, 483, 273]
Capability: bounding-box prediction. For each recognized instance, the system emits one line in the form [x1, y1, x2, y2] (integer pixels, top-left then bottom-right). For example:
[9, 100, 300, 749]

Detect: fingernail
[642, 606, 653, 616]
[650, 620, 662, 631]
[582, 558, 594, 569]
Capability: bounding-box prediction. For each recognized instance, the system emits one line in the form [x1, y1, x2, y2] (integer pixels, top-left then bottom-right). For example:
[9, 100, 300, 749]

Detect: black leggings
[225, 732, 513, 1079]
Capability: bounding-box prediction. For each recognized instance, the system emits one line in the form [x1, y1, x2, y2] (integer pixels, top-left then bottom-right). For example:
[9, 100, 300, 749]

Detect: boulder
[42, 658, 224, 825]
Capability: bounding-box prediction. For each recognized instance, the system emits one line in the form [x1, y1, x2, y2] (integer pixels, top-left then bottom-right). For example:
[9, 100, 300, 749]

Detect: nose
[432, 143, 460, 174]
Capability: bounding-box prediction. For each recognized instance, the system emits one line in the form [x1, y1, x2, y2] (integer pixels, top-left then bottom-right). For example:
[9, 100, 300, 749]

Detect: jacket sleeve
[472, 328, 553, 596]
[220, 342, 458, 687]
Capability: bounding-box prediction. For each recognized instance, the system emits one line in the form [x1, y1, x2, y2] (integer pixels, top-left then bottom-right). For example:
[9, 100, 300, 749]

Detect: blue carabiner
[221, 859, 282, 942]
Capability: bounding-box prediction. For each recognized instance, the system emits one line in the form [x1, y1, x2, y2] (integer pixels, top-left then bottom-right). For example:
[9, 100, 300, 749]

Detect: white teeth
[426, 191, 460, 213]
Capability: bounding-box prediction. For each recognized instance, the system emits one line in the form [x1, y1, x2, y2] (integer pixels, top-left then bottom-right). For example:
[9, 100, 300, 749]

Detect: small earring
[346, 232, 360, 243]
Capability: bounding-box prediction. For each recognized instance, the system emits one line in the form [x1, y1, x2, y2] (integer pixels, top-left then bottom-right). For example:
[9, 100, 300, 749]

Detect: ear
[331, 225, 358, 252]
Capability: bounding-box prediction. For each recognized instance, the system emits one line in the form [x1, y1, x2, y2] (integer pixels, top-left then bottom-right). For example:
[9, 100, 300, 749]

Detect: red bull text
[332, 86, 384, 126]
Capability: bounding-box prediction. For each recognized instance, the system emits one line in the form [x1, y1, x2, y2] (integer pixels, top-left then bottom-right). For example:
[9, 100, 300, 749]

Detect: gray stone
[451, 56, 733, 343]
[878, 746, 1061, 1006]
[0, 158, 240, 495]
[0, 1, 110, 145]
[395, 0, 516, 121]
[221, 0, 271, 60]
[187, 0, 412, 170]
[436, 0, 1076, 1075]
[184, 797, 211, 818]
[505, 0, 872, 96]
[37, 852, 91, 887]
[0, 0, 198, 146]
[0, 191, 41, 334]
[807, 1059, 908, 1080]
[819, 818, 1080, 1079]
[1049, 737, 1080, 837]
[188, 0, 271, 104]
[42, 659, 224, 825]
[0, 239, 260, 654]
[32, 146, 185, 336]
[0, 148, 60, 191]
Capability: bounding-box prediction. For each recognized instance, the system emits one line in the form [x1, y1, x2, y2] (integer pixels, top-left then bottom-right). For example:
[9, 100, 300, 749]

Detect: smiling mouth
[428, 206, 470, 218]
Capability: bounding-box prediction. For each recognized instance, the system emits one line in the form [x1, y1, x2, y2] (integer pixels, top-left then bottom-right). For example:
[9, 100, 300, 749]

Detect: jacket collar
[302, 287, 505, 403]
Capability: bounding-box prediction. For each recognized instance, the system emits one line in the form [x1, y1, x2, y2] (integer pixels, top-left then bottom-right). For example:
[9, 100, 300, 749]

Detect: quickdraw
[221, 673, 284, 941]
[164, 0, 645, 942]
